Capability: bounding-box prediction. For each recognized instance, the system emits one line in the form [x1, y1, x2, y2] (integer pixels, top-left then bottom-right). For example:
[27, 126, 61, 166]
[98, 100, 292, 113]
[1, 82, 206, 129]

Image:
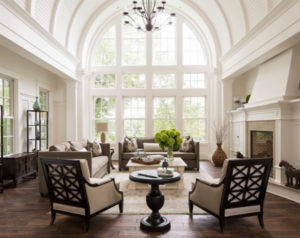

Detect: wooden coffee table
[129, 170, 180, 232]
[126, 157, 187, 189]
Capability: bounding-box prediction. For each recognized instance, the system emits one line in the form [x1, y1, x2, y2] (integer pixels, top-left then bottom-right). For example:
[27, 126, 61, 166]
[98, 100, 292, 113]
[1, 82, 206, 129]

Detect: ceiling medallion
[123, 0, 176, 32]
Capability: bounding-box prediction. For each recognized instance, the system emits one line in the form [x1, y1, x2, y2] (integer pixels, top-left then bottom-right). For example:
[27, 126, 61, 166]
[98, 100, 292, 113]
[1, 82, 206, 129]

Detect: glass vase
[167, 147, 174, 161]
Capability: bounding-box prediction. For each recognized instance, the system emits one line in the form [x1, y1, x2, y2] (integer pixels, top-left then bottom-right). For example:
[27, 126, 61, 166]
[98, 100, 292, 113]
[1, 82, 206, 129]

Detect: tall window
[39, 89, 49, 150]
[91, 15, 208, 143]
[94, 97, 116, 142]
[0, 77, 13, 155]
[153, 97, 175, 133]
[123, 97, 145, 137]
[183, 97, 206, 141]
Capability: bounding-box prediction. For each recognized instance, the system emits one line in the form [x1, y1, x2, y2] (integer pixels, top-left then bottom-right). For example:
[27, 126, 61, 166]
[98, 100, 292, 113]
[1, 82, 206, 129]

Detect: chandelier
[123, 0, 176, 32]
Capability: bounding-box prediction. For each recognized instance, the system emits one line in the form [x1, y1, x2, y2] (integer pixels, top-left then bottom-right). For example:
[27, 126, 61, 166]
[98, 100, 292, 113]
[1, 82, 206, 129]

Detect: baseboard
[267, 179, 300, 203]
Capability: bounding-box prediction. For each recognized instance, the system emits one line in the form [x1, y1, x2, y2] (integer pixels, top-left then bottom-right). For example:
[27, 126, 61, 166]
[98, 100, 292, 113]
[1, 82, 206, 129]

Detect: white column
[77, 70, 92, 140]
[222, 78, 233, 156]
[65, 80, 78, 141]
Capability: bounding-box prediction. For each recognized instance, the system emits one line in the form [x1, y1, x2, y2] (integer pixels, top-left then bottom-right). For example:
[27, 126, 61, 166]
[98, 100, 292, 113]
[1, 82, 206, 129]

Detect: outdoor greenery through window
[94, 97, 116, 142]
[183, 97, 206, 141]
[0, 77, 13, 155]
[153, 97, 175, 133]
[94, 74, 116, 88]
[39, 89, 49, 150]
[123, 97, 145, 137]
[91, 15, 208, 142]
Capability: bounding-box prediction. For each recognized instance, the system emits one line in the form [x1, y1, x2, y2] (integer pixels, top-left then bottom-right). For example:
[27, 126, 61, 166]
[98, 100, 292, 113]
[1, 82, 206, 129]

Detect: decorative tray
[131, 159, 160, 165]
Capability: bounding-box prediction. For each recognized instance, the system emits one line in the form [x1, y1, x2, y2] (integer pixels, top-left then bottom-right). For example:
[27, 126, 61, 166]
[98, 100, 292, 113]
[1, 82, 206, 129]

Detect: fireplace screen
[251, 131, 273, 158]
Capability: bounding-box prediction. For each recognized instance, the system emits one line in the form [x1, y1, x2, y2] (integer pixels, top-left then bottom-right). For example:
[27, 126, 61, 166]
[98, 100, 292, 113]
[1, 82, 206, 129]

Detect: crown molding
[220, 0, 298, 62]
[0, 0, 79, 79]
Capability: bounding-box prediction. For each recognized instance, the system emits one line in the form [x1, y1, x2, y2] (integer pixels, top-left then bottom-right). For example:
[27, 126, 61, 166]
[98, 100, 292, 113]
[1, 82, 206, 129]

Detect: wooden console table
[3, 152, 37, 187]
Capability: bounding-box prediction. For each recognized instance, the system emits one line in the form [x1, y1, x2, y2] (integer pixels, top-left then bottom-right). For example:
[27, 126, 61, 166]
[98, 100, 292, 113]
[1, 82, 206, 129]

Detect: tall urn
[212, 143, 227, 167]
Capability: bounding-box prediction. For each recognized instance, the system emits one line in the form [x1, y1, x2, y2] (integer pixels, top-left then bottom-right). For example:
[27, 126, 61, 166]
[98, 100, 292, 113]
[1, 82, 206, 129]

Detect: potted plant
[154, 129, 183, 161]
[212, 122, 229, 167]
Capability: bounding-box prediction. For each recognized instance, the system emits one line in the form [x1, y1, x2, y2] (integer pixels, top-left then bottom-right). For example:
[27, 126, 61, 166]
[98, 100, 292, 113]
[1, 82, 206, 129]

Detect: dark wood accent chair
[41, 158, 123, 232]
[189, 157, 272, 233]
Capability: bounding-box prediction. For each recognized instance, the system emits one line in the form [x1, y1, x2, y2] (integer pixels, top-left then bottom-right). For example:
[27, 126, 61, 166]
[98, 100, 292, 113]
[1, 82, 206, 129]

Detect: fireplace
[251, 131, 273, 158]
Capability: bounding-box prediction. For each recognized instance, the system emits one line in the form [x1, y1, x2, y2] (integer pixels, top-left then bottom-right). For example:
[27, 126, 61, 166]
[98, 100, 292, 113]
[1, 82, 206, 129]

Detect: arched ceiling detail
[12, 0, 284, 66]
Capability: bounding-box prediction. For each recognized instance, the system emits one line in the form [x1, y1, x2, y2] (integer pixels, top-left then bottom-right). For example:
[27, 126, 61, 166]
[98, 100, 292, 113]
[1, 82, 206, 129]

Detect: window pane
[95, 119, 116, 142]
[4, 98, 10, 116]
[122, 24, 146, 65]
[94, 25, 116, 66]
[183, 97, 205, 118]
[154, 120, 175, 133]
[183, 119, 206, 141]
[123, 74, 146, 89]
[95, 97, 116, 119]
[4, 80, 9, 98]
[183, 73, 205, 89]
[152, 21, 176, 65]
[124, 120, 145, 137]
[152, 74, 176, 89]
[94, 74, 116, 88]
[124, 97, 145, 118]
[39, 90, 49, 111]
[183, 24, 206, 65]
[153, 97, 175, 119]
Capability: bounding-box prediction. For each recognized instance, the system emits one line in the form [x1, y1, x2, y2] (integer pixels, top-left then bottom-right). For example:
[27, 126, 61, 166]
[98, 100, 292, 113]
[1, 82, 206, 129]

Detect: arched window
[91, 16, 208, 143]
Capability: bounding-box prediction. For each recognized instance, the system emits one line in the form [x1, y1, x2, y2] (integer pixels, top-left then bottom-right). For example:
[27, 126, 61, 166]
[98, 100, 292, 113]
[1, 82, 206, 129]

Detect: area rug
[102, 168, 208, 215]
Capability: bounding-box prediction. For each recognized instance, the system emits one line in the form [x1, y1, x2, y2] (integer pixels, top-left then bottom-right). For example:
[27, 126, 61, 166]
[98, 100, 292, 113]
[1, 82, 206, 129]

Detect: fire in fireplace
[251, 131, 273, 158]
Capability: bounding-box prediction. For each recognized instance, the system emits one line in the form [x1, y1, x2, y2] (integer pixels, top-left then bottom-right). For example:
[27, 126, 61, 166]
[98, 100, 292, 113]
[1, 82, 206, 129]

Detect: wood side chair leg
[50, 211, 56, 225]
[84, 217, 90, 232]
[219, 217, 225, 234]
[189, 200, 193, 214]
[119, 200, 123, 213]
[258, 213, 264, 228]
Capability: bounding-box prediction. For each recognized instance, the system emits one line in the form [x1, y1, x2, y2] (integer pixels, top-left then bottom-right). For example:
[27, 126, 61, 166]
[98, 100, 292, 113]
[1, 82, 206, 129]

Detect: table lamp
[96, 122, 108, 143]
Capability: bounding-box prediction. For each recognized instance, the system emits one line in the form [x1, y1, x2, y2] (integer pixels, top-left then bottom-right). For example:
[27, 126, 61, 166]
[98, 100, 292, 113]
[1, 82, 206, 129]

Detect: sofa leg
[189, 200, 193, 214]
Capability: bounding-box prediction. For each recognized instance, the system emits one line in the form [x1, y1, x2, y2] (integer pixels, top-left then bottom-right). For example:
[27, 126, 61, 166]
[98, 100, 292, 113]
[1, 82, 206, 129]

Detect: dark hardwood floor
[1, 161, 300, 237]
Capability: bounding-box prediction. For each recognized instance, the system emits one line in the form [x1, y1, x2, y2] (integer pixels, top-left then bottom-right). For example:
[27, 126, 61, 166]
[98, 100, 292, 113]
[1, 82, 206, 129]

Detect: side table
[129, 170, 180, 232]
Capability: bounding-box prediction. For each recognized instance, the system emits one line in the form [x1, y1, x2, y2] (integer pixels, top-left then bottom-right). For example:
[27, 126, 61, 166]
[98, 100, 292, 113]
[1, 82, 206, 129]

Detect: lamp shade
[96, 122, 108, 132]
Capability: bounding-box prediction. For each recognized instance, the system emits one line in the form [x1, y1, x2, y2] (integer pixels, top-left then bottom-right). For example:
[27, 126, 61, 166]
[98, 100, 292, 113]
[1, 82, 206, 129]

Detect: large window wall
[0, 77, 13, 155]
[91, 16, 209, 143]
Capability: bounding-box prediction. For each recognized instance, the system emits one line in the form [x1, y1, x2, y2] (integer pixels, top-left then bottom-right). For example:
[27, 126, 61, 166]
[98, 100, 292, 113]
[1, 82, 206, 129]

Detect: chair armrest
[118, 142, 124, 170]
[189, 179, 224, 216]
[194, 141, 200, 171]
[85, 177, 113, 187]
[100, 143, 110, 157]
[100, 143, 111, 173]
[85, 178, 123, 214]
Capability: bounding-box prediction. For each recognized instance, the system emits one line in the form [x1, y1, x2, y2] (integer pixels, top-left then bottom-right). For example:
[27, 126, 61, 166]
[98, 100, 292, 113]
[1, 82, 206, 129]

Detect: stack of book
[157, 168, 174, 177]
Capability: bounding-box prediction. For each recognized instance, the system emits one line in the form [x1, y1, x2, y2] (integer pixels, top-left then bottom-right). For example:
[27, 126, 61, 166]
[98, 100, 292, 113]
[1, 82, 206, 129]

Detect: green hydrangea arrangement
[154, 129, 183, 152]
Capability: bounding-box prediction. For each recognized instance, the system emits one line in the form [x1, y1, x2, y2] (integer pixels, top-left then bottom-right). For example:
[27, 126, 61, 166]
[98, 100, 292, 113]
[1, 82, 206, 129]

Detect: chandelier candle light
[123, 0, 176, 32]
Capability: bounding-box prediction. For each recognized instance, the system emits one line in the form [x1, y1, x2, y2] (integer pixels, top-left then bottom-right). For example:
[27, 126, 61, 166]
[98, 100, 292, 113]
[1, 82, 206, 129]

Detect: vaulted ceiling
[13, 0, 283, 62]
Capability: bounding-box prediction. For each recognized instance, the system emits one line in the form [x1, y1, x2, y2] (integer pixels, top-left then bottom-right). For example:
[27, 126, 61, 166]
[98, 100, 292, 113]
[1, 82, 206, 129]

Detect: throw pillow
[69, 141, 84, 150]
[143, 143, 163, 152]
[123, 137, 138, 152]
[70, 146, 88, 152]
[180, 136, 194, 152]
[86, 140, 102, 157]
[49, 144, 66, 152]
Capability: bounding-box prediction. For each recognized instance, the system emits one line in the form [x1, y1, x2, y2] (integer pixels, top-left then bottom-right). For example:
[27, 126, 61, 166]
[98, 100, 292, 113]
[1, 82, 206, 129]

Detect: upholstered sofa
[38, 140, 111, 196]
[118, 137, 200, 171]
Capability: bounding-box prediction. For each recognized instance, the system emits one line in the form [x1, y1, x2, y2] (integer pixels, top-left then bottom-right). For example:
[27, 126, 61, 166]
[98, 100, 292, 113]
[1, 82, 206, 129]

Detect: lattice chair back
[221, 158, 272, 211]
[41, 158, 89, 214]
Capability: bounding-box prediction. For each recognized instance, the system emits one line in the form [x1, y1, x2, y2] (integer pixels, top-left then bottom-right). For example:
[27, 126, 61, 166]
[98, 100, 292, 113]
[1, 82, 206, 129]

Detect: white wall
[232, 66, 258, 106]
[0, 45, 66, 153]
